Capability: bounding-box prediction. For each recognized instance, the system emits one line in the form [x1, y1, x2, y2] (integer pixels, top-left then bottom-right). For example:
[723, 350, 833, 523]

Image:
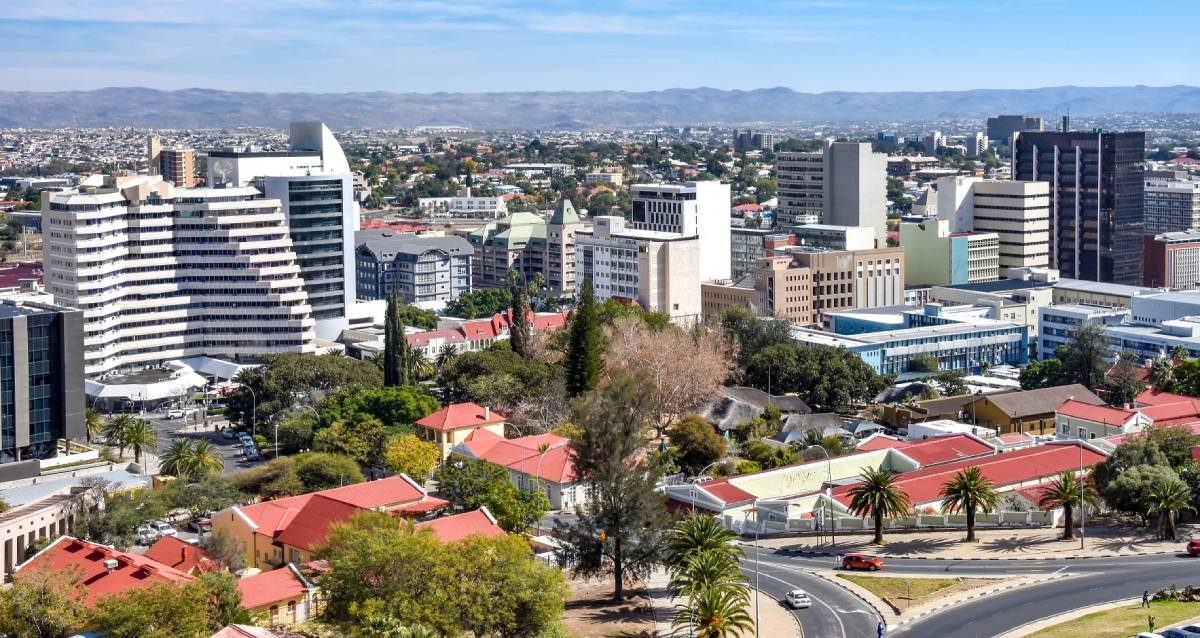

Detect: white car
[785, 589, 812, 609]
[150, 521, 178, 537]
[165, 409, 184, 419]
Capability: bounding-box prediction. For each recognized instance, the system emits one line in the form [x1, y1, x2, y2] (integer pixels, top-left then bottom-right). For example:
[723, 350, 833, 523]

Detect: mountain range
[1, 85, 1198, 129]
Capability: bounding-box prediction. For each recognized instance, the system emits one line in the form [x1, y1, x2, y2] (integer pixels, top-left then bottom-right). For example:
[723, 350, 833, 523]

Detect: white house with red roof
[452, 430, 584, 509]
[416, 401, 507, 460]
[1056, 388, 1200, 442]
[349, 309, 570, 361]
[236, 563, 318, 626]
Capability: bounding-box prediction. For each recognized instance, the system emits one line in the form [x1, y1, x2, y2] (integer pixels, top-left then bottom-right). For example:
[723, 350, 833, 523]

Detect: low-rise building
[416, 402, 507, 460]
[1038, 292, 1200, 361]
[454, 430, 585, 510]
[354, 230, 472, 303]
[14, 536, 193, 606]
[730, 227, 792, 279]
[792, 224, 876, 251]
[237, 563, 319, 626]
[1144, 231, 1200, 290]
[900, 218, 999, 286]
[417, 194, 508, 219]
[959, 384, 1104, 436]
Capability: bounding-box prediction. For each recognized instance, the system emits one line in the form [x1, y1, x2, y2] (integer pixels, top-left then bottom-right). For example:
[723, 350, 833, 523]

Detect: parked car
[135, 524, 160, 545]
[187, 518, 213, 534]
[244, 446, 260, 461]
[221, 429, 237, 440]
[165, 409, 184, 419]
[841, 554, 884, 571]
[1137, 633, 1166, 638]
[150, 521, 178, 537]
[785, 589, 812, 609]
[1187, 539, 1200, 556]
[1182, 627, 1200, 634]
[1162, 629, 1200, 638]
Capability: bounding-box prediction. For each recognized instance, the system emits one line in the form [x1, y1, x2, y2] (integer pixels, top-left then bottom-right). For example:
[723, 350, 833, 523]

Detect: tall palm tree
[122, 419, 159, 465]
[84, 407, 105, 444]
[435, 344, 457, 369]
[187, 439, 224, 477]
[160, 439, 193, 478]
[105, 414, 133, 457]
[673, 585, 755, 638]
[847, 467, 912, 545]
[1038, 471, 1097, 541]
[670, 550, 745, 600]
[666, 514, 743, 570]
[940, 466, 1001, 542]
[160, 439, 225, 480]
[1147, 475, 1194, 541]
[406, 349, 435, 381]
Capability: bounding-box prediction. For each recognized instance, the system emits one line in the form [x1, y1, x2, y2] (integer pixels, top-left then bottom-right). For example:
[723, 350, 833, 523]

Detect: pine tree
[384, 289, 411, 387]
[508, 268, 531, 359]
[565, 278, 604, 397]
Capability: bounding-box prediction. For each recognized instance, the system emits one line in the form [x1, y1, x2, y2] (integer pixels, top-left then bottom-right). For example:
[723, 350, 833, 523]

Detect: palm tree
[673, 585, 754, 638]
[847, 467, 912, 545]
[665, 514, 743, 570]
[370, 351, 386, 372]
[105, 414, 133, 457]
[940, 466, 1001, 542]
[1147, 475, 1194, 541]
[84, 407, 105, 444]
[323, 347, 348, 357]
[406, 349, 435, 381]
[670, 550, 745, 600]
[1038, 471, 1097, 541]
[160, 439, 193, 478]
[187, 439, 224, 477]
[160, 439, 225, 480]
[435, 344, 457, 369]
[122, 419, 159, 465]
[1148, 357, 1175, 389]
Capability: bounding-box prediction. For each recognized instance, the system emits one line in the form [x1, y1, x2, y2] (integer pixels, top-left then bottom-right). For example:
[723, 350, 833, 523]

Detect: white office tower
[207, 122, 356, 340]
[824, 142, 888, 245]
[43, 175, 315, 377]
[935, 176, 1051, 271]
[575, 216, 701, 324]
[1145, 174, 1200, 235]
[966, 133, 989, 157]
[630, 181, 731, 281]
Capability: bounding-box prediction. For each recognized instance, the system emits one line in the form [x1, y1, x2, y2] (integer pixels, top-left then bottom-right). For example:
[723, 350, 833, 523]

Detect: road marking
[751, 569, 847, 638]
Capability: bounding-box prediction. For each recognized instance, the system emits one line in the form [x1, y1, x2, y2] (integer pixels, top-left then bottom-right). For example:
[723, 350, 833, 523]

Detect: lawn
[1029, 600, 1200, 638]
[836, 574, 962, 610]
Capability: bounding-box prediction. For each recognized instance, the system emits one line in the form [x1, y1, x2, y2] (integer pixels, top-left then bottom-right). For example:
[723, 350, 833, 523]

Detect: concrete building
[824, 142, 888, 243]
[43, 174, 316, 377]
[417, 194, 507, 219]
[1012, 130, 1146, 285]
[900, 219, 1000, 286]
[575, 216, 701, 323]
[631, 181, 731, 282]
[793, 224, 877, 251]
[775, 151, 824, 230]
[732, 129, 775, 152]
[934, 177, 1051, 271]
[354, 231, 472, 303]
[924, 131, 945, 155]
[1051, 278, 1157, 308]
[463, 199, 582, 297]
[987, 115, 1044, 145]
[585, 170, 624, 186]
[730, 227, 792, 279]
[965, 133, 989, 157]
[1144, 174, 1200, 235]
[701, 245, 905, 325]
[207, 122, 357, 340]
[1145, 231, 1200, 290]
[1036, 292, 1200, 362]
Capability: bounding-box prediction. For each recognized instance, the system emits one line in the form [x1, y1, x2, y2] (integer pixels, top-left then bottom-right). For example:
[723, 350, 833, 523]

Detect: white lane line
[752, 569, 848, 638]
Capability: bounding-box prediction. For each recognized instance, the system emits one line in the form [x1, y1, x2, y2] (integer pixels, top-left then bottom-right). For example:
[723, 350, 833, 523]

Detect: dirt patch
[839, 574, 1002, 614]
[562, 576, 656, 638]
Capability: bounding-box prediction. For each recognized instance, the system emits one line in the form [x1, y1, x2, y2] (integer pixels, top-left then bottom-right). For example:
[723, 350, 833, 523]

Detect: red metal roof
[462, 432, 576, 483]
[237, 567, 307, 609]
[415, 508, 506, 543]
[856, 434, 910, 452]
[1136, 389, 1196, 406]
[16, 536, 193, 606]
[275, 494, 363, 552]
[891, 434, 994, 466]
[417, 402, 506, 432]
[1057, 399, 1135, 425]
[144, 535, 209, 573]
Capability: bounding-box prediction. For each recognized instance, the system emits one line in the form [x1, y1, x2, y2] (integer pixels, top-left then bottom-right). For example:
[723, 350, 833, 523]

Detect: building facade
[900, 219, 999, 286]
[1012, 131, 1146, 285]
[355, 231, 472, 303]
[825, 142, 888, 243]
[935, 177, 1051, 272]
[986, 115, 1044, 145]
[1144, 174, 1200, 235]
[792, 224, 876, 251]
[775, 151, 824, 230]
[464, 200, 583, 297]
[730, 227, 792, 279]
[43, 174, 316, 377]
[1145, 231, 1200, 290]
[631, 181, 731, 282]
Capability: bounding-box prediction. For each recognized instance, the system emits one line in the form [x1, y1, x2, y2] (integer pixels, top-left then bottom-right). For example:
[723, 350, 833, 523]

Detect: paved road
[143, 411, 262, 476]
[758, 545, 1200, 637]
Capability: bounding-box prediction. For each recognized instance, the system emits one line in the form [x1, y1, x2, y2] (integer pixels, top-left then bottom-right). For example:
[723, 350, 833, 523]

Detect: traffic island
[1013, 600, 1200, 638]
[834, 574, 985, 614]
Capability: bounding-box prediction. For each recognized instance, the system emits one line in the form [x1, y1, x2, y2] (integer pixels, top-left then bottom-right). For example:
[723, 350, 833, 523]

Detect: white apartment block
[630, 181, 731, 282]
[417, 195, 508, 218]
[792, 224, 876, 251]
[43, 175, 315, 377]
[775, 151, 824, 230]
[966, 133, 989, 157]
[936, 176, 1051, 272]
[575, 216, 701, 323]
[1145, 175, 1200, 235]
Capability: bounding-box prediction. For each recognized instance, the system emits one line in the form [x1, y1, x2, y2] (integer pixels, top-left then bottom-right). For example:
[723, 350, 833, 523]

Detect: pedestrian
[1150, 615, 1156, 633]
[1143, 590, 1150, 608]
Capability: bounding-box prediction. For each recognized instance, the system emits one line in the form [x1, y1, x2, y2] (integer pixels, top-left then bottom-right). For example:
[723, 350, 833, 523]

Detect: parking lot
[141, 410, 264, 476]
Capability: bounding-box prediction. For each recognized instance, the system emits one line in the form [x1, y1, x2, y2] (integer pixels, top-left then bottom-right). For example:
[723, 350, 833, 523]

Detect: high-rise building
[631, 181, 731, 282]
[545, 198, 583, 298]
[464, 199, 583, 297]
[924, 131, 945, 155]
[730, 227, 792, 279]
[934, 176, 1051, 271]
[987, 115, 1045, 145]
[146, 135, 198, 187]
[966, 133, 989, 157]
[43, 175, 315, 377]
[0, 299, 84, 468]
[775, 151, 824, 229]
[354, 231, 472, 303]
[1144, 173, 1200, 235]
[575, 216, 700, 323]
[1144, 231, 1200, 290]
[776, 144, 887, 242]
[206, 122, 356, 339]
[1012, 131, 1146, 285]
[732, 129, 775, 152]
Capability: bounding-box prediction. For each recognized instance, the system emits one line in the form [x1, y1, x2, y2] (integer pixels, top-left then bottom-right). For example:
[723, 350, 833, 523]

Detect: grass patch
[1029, 600, 1200, 638]
[836, 574, 961, 610]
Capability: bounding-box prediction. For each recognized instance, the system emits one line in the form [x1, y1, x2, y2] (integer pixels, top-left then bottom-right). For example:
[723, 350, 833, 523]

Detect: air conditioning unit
[103, 559, 119, 571]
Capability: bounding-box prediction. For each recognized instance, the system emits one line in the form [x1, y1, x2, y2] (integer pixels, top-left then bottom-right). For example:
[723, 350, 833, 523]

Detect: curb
[890, 573, 1075, 629]
[805, 570, 890, 628]
[994, 597, 1136, 638]
[784, 548, 1180, 561]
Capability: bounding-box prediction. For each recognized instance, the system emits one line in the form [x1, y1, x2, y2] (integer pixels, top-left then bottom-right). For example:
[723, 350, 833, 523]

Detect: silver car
[785, 589, 812, 609]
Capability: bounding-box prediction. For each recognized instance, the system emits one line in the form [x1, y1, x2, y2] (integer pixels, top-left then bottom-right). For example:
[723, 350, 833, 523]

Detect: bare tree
[605, 316, 733, 438]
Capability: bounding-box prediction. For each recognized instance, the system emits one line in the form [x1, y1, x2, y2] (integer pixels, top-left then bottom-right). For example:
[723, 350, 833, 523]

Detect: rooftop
[416, 402, 506, 432]
[143, 535, 209, 573]
[237, 566, 309, 609]
[15, 536, 193, 606]
[414, 508, 506, 543]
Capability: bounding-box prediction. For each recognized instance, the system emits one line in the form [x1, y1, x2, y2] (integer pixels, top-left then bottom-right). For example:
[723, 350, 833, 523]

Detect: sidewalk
[757, 524, 1193, 560]
[647, 569, 799, 637]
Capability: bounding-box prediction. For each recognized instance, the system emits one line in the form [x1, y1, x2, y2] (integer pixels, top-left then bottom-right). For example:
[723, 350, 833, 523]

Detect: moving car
[841, 554, 884, 571]
[165, 409, 184, 419]
[1187, 539, 1200, 556]
[150, 521, 177, 537]
[785, 589, 812, 609]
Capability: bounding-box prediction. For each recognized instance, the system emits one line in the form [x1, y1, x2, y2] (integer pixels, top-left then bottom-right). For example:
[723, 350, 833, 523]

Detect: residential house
[237, 563, 319, 626]
[454, 431, 584, 510]
[414, 507, 506, 542]
[1056, 389, 1200, 442]
[14, 536, 193, 606]
[416, 402, 508, 460]
[144, 535, 211, 575]
[958, 384, 1105, 436]
[701, 386, 811, 434]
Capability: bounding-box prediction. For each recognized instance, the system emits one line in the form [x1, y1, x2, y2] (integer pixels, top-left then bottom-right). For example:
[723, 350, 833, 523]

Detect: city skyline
[1, 0, 1196, 94]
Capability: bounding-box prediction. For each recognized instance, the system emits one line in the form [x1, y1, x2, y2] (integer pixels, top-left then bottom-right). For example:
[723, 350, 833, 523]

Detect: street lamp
[808, 444, 836, 550]
[689, 460, 725, 513]
[533, 442, 569, 509]
[742, 501, 762, 638]
[1079, 441, 1086, 550]
[231, 383, 257, 439]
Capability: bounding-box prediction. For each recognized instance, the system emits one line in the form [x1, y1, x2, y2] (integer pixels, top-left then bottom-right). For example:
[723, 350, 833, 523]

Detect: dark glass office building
[0, 301, 85, 470]
[1012, 131, 1145, 285]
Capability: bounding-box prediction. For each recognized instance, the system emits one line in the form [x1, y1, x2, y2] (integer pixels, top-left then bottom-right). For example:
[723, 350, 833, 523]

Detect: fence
[726, 509, 1061, 535]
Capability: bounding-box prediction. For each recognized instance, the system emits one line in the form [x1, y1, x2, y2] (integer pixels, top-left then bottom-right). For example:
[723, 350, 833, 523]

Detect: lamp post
[689, 460, 724, 513]
[1079, 441, 1086, 550]
[232, 383, 257, 439]
[534, 442, 569, 510]
[742, 502, 761, 638]
[808, 444, 836, 550]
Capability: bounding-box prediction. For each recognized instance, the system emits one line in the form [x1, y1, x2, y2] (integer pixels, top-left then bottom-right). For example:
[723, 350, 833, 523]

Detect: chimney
[485, 406, 490, 419]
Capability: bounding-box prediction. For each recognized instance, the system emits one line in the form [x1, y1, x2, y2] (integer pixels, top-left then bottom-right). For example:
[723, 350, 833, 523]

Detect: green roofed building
[465, 199, 583, 297]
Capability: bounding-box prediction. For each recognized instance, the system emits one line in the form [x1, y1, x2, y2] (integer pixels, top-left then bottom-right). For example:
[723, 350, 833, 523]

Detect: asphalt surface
[752, 544, 1200, 638]
[143, 411, 263, 476]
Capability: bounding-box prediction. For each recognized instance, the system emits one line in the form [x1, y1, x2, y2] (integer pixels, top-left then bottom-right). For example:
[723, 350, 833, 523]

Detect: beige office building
[936, 176, 1050, 271]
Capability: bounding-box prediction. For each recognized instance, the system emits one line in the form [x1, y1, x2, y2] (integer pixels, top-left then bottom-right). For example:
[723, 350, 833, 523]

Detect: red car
[1187, 539, 1200, 556]
[842, 553, 884, 571]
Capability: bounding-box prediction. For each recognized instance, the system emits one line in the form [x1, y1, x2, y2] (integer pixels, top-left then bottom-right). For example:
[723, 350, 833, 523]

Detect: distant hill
[0, 85, 1197, 129]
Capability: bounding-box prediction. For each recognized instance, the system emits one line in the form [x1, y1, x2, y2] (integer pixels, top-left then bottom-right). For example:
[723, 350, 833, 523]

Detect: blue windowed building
[355, 230, 473, 304]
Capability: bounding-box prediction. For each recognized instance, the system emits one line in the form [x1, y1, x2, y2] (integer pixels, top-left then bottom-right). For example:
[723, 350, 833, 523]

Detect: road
[743, 553, 883, 638]
[755, 545, 1200, 638]
[142, 411, 262, 476]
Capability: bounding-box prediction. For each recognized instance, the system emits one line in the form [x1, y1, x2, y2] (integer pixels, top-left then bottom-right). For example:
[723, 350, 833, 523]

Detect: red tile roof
[696, 480, 757, 507]
[16, 536, 193, 606]
[890, 434, 994, 466]
[237, 566, 308, 609]
[274, 495, 363, 552]
[1056, 399, 1135, 425]
[318, 474, 445, 513]
[415, 508, 506, 543]
[831, 443, 1107, 507]
[0, 262, 42, 287]
[1136, 389, 1196, 406]
[417, 402, 505, 432]
[144, 535, 209, 573]
[460, 432, 576, 483]
[856, 434, 910, 452]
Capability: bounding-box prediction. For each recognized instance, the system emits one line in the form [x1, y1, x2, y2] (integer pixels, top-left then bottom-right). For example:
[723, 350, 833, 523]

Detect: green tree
[199, 528, 247, 571]
[0, 567, 88, 638]
[668, 415, 727, 476]
[1063, 322, 1111, 390]
[104, 413, 133, 457]
[448, 533, 570, 638]
[555, 371, 671, 601]
[717, 306, 793, 371]
[437, 342, 562, 410]
[1149, 356, 1176, 389]
[664, 514, 743, 588]
[909, 353, 939, 373]
[444, 288, 512, 319]
[314, 413, 389, 467]
[231, 457, 305, 499]
[1103, 351, 1146, 406]
[565, 278, 604, 397]
[160, 438, 224, 480]
[939, 466, 1001, 542]
[384, 434, 441, 485]
[156, 476, 243, 519]
[227, 353, 382, 428]
[122, 418, 158, 465]
[319, 385, 441, 432]
[384, 288, 412, 387]
[1104, 464, 1179, 525]
[745, 343, 885, 412]
[1019, 357, 1070, 390]
[508, 268, 535, 359]
[276, 411, 317, 454]
[1147, 474, 1194, 541]
[847, 467, 912, 545]
[435, 456, 549, 533]
[89, 581, 212, 638]
[673, 586, 754, 638]
[84, 407, 104, 444]
[1038, 471, 1097, 540]
[934, 370, 969, 397]
[294, 452, 367, 491]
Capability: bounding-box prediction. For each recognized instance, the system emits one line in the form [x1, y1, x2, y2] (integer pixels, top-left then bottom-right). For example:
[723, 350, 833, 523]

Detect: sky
[0, 0, 1195, 94]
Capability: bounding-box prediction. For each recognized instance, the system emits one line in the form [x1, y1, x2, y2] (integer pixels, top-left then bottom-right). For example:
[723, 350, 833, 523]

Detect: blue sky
[1, 0, 1195, 93]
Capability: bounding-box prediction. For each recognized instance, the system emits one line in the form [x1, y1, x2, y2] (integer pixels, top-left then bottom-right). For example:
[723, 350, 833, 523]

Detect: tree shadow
[869, 536, 958, 556]
[978, 534, 1061, 554]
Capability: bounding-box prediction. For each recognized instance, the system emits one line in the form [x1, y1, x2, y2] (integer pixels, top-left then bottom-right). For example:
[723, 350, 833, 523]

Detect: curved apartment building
[43, 174, 315, 377]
